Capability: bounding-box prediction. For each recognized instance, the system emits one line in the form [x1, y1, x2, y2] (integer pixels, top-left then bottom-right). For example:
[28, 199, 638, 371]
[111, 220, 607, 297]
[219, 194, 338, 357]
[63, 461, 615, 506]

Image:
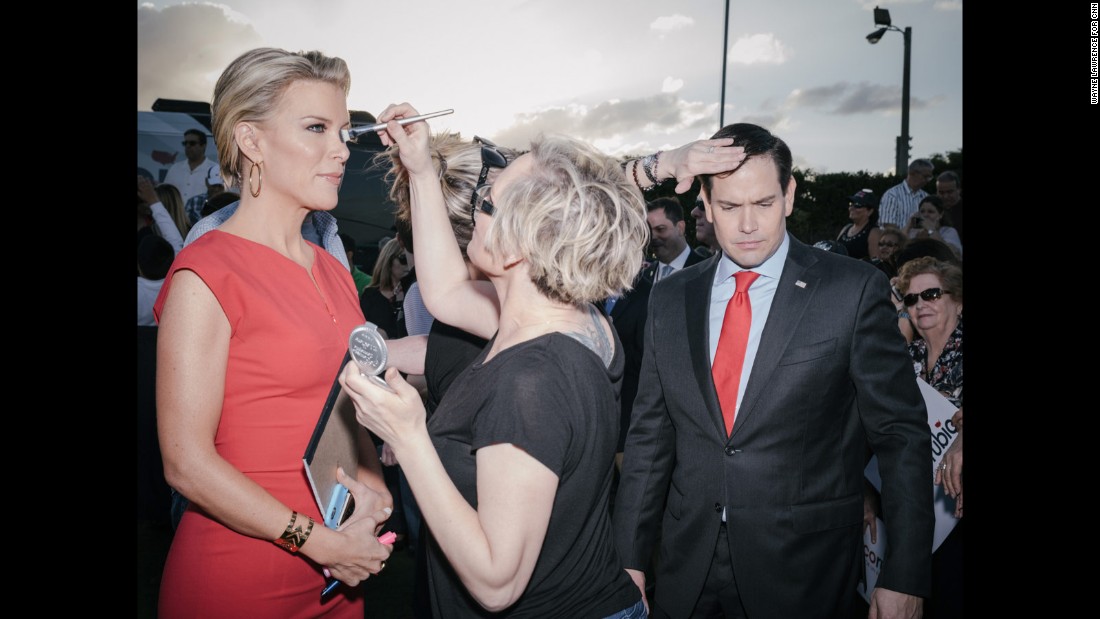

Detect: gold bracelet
[273, 511, 315, 553]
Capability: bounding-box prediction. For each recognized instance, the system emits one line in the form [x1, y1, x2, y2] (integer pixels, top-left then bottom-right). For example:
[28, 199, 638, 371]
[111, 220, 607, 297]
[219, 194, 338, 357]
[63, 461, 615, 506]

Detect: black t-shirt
[425, 320, 488, 416]
[425, 331, 640, 618]
[359, 287, 406, 339]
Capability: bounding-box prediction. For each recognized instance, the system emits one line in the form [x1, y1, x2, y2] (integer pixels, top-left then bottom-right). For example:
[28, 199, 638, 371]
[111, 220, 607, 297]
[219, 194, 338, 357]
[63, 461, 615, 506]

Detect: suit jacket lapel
[731, 238, 820, 439]
[685, 255, 728, 438]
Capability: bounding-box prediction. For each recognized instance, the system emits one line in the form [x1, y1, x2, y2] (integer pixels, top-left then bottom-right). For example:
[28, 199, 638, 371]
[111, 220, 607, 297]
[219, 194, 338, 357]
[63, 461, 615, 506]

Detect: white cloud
[490, 93, 719, 154]
[728, 33, 791, 65]
[661, 77, 684, 93]
[137, 3, 264, 110]
[650, 14, 694, 33]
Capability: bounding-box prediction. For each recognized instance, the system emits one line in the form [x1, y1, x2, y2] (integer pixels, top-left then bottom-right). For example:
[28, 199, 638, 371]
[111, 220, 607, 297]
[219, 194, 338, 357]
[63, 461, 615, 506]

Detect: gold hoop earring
[248, 161, 264, 198]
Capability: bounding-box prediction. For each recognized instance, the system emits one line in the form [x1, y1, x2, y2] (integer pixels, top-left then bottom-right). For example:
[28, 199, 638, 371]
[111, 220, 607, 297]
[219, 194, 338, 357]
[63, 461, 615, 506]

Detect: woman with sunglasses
[341, 103, 654, 618]
[895, 255, 963, 618]
[154, 48, 392, 618]
[360, 237, 411, 339]
[835, 188, 882, 260]
[870, 225, 907, 279]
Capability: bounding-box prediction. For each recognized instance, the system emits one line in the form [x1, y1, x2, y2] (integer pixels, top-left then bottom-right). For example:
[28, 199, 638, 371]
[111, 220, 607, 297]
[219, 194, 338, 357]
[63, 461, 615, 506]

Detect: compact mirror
[348, 322, 394, 391]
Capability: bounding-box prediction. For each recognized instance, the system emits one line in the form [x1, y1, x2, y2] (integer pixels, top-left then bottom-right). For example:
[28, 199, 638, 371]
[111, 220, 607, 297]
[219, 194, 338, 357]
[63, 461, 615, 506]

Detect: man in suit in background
[643, 197, 705, 284]
[614, 123, 932, 619]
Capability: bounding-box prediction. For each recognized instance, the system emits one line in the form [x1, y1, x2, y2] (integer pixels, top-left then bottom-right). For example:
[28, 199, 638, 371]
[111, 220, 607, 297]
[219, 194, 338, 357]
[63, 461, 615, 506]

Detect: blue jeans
[602, 599, 647, 619]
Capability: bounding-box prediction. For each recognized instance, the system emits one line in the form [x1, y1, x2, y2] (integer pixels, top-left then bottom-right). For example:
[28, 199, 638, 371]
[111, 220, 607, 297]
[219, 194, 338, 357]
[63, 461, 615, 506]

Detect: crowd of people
[139, 46, 964, 619]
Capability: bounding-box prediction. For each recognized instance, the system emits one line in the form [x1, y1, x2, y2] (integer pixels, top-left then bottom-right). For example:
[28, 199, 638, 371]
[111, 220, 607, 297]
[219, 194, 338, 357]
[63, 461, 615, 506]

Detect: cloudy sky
[137, 0, 962, 175]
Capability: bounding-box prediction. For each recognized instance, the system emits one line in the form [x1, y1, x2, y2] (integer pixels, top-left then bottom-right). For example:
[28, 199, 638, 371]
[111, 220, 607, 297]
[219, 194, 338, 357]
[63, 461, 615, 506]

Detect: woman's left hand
[340, 365, 427, 450]
[659, 138, 746, 194]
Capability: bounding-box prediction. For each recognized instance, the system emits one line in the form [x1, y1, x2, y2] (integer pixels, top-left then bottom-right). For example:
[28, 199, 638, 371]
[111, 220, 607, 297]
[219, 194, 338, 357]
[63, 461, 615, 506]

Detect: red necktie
[713, 270, 760, 436]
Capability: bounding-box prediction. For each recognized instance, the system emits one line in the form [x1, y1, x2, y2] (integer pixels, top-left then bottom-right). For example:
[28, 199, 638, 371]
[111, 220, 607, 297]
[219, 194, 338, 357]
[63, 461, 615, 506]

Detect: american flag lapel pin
[795, 280, 807, 288]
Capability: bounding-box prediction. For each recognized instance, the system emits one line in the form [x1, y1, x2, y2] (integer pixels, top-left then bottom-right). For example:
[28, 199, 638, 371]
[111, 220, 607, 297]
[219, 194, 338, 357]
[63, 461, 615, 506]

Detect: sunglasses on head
[903, 287, 947, 307]
[469, 136, 508, 225]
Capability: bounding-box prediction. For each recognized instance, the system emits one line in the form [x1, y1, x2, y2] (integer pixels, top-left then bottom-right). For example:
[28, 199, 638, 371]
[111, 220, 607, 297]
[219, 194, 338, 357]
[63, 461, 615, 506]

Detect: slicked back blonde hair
[481, 134, 649, 306]
[380, 132, 519, 258]
[211, 48, 351, 189]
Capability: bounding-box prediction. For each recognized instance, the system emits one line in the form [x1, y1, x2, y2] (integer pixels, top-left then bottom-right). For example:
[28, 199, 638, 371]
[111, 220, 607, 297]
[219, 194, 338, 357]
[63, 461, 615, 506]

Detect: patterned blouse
[909, 318, 963, 408]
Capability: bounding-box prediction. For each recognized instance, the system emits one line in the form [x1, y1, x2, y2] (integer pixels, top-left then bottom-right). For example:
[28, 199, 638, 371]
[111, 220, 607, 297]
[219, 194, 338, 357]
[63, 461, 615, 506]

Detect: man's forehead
[708, 156, 783, 197]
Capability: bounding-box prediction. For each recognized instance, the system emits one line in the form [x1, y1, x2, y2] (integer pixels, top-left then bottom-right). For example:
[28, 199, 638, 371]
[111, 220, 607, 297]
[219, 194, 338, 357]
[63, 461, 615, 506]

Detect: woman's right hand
[376, 102, 434, 177]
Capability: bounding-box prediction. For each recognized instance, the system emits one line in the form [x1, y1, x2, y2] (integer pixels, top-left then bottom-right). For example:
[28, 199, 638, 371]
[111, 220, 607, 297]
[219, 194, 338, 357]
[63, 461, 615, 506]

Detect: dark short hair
[184, 129, 207, 145]
[647, 197, 684, 225]
[918, 195, 945, 214]
[896, 237, 959, 270]
[699, 123, 793, 198]
[937, 171, 960, 186]
[201, 192, 239, 218]
[394, 217, 413, 254]
[137, 234, 175, 280]
[338, 232, 356, 254]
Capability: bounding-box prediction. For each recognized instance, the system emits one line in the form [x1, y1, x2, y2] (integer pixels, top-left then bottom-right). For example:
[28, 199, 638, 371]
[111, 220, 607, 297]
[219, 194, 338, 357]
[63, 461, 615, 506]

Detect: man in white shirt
[644, 197, 705, 283]
[163, 129, 218, 205]
[878, 158, 934, 229]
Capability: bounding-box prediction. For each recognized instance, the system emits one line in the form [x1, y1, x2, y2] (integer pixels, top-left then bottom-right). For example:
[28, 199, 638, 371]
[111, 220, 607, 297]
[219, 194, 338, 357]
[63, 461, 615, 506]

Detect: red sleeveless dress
[154, 230, 366, 618]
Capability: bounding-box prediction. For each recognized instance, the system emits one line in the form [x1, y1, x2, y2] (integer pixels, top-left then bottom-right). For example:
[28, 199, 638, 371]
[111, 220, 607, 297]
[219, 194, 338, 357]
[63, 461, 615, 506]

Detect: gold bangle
[274, 511, 315, 553]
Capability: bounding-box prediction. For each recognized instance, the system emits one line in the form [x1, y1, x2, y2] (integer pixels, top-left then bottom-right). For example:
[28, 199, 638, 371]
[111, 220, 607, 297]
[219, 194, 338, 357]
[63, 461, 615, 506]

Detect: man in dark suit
[614, 123, 932, 619]
[605, 273, 654, 466]
[642, 197, 706, 284]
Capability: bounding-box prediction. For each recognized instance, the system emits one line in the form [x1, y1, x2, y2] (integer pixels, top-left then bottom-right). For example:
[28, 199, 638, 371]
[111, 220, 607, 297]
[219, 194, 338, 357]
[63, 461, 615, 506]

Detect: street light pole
[719, 0, 730, 129]
[867, 7, 912, 176]
[898, 26, 912, 176]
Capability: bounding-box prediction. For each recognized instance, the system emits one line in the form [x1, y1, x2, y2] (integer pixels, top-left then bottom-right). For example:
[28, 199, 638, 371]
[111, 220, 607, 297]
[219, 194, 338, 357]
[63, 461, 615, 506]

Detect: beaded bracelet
[274, 511, 316, 553]
[642, 151, 663, 186]
[631, 159, 643, 189]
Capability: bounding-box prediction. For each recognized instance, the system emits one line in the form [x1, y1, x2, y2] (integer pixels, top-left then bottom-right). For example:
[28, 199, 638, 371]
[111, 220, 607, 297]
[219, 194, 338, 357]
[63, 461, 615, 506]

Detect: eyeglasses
[471, 184, 497, 226]
[394, 254, 408, 266]
[182, 140, 202, 147]
[903, 287, 948, 307]
[469, 136, 509, 218]
[878, 241, 898, 248]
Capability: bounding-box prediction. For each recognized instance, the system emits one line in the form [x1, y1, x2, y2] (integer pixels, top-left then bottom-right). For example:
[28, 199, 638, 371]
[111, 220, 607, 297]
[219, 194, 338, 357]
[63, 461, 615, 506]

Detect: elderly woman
[896, 256, 963, 510]
[903, 195, 963, 259]
[154, 48, 392, 618]
[341, 102, 657, 617]
[896, 255, 963, 619]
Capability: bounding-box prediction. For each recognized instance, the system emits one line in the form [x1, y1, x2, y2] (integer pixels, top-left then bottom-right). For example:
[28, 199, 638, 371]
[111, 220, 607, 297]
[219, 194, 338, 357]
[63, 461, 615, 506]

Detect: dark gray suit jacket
[614, 235, 933, 619]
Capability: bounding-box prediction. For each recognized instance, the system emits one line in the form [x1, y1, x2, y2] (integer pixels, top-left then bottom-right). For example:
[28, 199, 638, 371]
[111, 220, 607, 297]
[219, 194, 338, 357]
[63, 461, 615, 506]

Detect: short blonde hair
[480, 134, 649, 305]
[211, 48, 351, 189]
[380, 132, 520, 257]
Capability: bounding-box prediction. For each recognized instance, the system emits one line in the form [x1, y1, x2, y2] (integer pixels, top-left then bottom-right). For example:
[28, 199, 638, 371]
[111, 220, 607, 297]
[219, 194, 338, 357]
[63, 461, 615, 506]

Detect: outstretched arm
[375, 103, 501, 340]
